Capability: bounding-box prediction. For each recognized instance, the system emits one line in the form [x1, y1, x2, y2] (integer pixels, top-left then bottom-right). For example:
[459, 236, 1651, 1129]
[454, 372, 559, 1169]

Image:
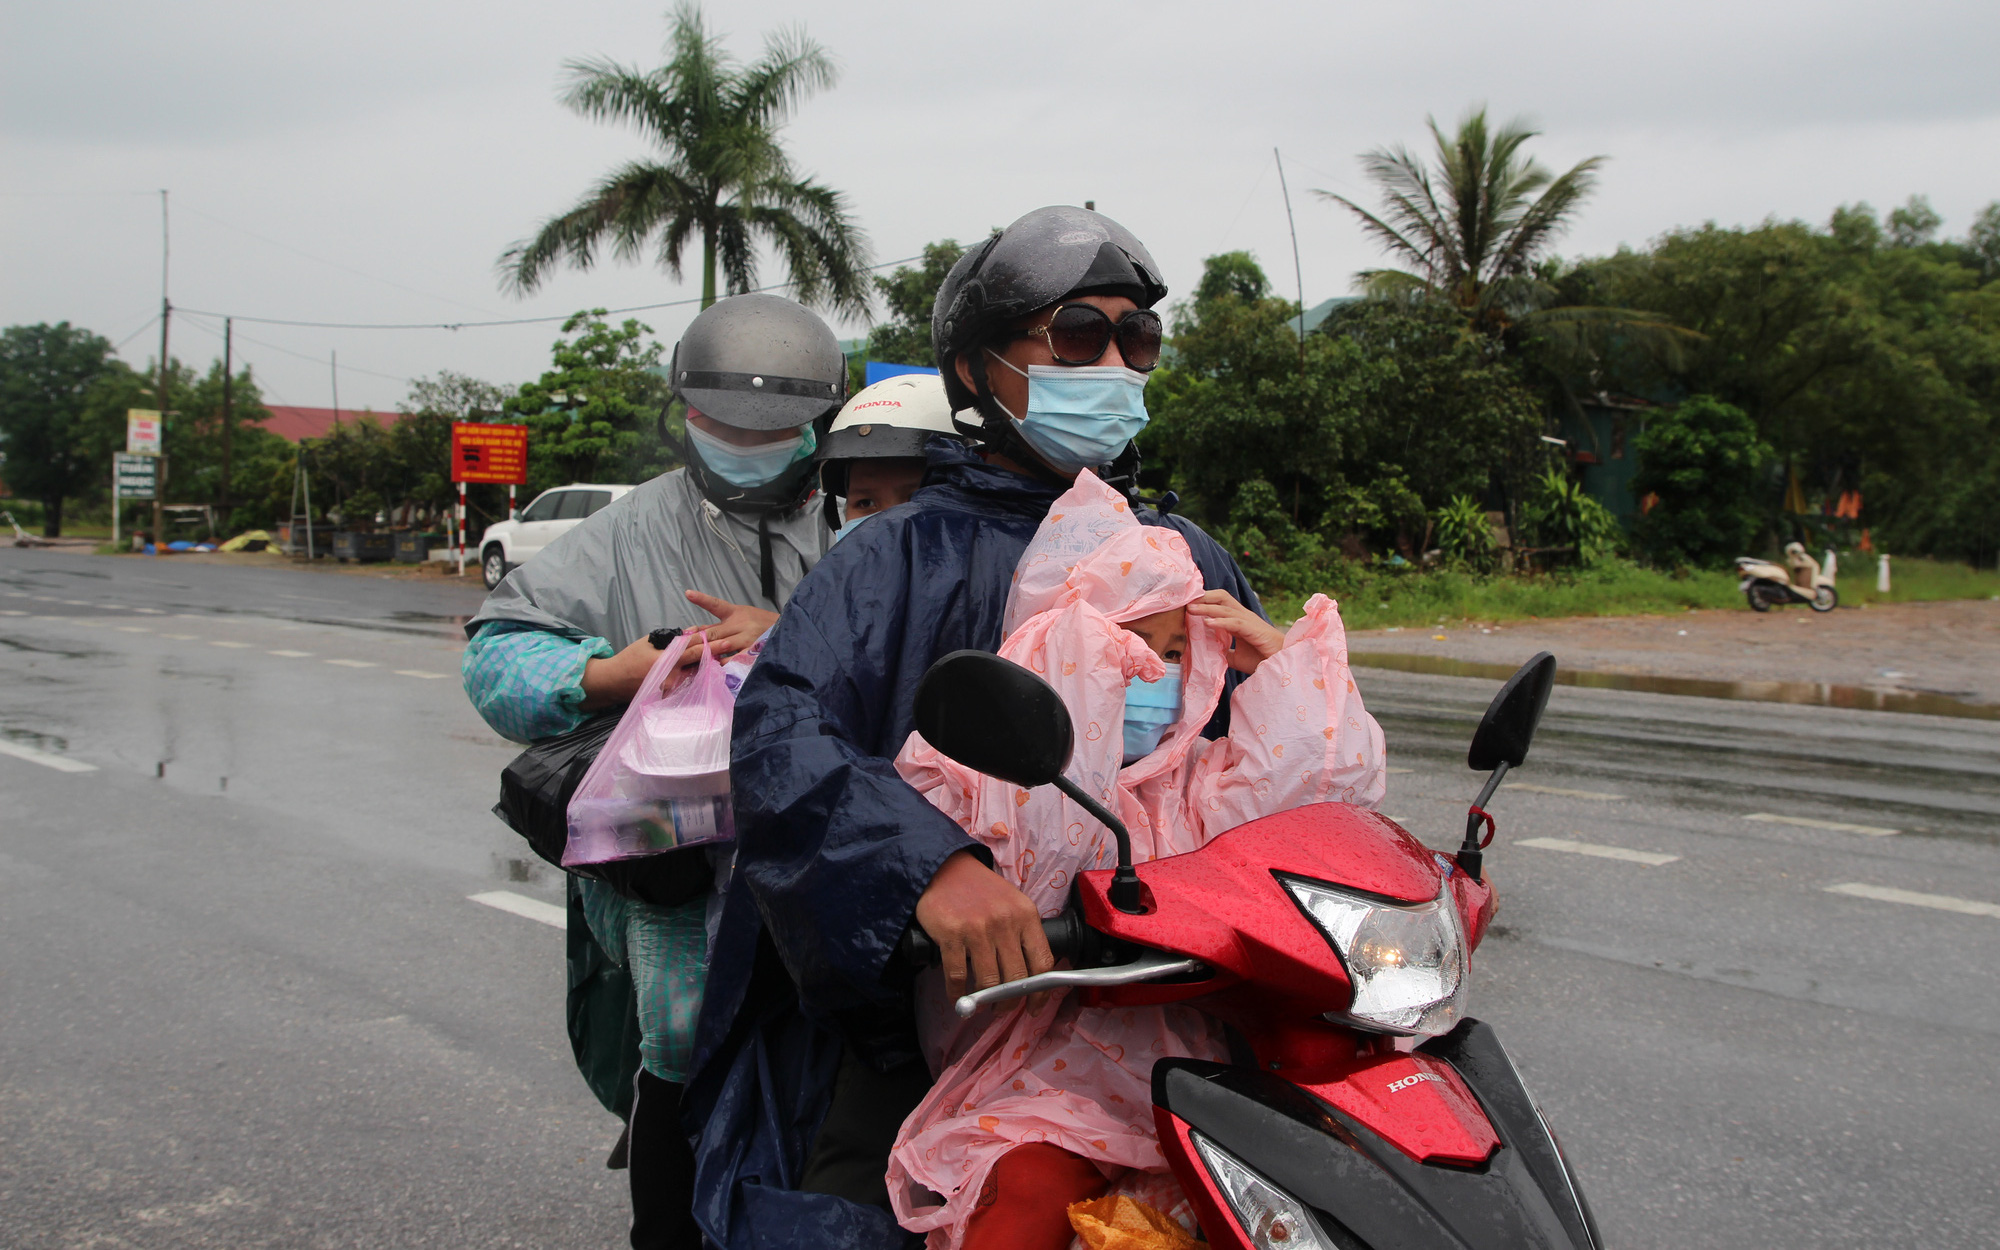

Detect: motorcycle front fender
[1153, 1020, 1601, 1250]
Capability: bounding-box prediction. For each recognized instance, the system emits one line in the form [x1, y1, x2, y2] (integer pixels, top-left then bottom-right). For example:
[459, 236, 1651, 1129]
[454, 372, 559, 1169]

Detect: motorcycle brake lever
[953, 951, 1206, 1018]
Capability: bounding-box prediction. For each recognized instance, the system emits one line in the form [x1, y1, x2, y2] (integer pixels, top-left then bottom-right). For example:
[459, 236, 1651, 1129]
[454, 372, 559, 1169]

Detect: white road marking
[1385, 767, 1414, 774]
[0, 740, 98, 773]
[160, 633, 196, 640]
[268, 650, 312, 658]
[1505, 783, 1625, 800]
[132, 607, 165, 615]
[117, 626, 151, 633]
[61, 599, 90, 606]
[1518, 836, 1679, 866]
[468, 890, 566, 929]
[1825, 883, 2000, 919]
[395, 669, 449, 679]
[325, 659, 377, 668]
[208, 640, 252, 649]
[0, 609, 25, 616]
[1745, 813, 1899, 837]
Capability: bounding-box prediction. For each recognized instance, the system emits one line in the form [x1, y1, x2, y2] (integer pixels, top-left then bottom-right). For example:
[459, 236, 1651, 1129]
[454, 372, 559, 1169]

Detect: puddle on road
[3, 726, 72, 754]
[1349, 652, 2000, 721]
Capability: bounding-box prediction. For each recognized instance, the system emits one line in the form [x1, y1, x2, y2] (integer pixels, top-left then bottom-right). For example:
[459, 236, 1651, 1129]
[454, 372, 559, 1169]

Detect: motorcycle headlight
[1191, 1131, 1339, 1250]
[1281, 875, 1468, 1037]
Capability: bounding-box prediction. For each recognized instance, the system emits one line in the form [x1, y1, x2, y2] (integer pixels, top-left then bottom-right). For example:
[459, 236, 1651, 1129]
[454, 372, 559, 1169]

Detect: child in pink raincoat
[887, 471, 1387, 1249]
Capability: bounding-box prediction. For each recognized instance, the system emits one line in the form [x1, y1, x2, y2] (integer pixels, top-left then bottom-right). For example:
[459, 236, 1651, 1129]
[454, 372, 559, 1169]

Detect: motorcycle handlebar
[899, 912, 1089, 968]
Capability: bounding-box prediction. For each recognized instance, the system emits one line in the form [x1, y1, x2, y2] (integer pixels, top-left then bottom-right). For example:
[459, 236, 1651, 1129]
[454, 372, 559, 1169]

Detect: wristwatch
[648, 627, 683, 650]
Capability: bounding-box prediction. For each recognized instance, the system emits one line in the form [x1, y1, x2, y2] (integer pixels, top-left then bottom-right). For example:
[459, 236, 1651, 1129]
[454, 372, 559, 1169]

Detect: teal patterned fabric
[461, 620, 614, 743]
[579, 881, 711, 1082]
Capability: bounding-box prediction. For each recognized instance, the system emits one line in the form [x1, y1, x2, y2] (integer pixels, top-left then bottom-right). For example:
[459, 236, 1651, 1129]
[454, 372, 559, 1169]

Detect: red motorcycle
[905, 648, 1600, 1250]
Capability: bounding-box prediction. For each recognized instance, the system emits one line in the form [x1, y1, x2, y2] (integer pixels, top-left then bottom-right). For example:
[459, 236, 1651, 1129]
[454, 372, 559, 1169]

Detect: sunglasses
[1009, 304, 1164, 372]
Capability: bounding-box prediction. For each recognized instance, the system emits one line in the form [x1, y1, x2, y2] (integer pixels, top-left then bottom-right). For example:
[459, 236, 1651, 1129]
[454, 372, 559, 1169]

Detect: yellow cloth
[1067, 1194, 1202, 1250]
[218, 529, 271, 552]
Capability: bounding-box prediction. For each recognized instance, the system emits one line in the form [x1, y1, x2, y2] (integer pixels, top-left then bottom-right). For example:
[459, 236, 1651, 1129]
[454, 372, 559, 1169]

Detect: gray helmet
[932, 205, 1167, 413]
[669, 293, 846, 431]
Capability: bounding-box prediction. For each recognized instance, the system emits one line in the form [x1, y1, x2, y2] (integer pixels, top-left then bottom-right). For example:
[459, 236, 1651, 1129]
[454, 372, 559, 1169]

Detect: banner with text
[126, 409, 162, 456]
[450, 422, 528, 485]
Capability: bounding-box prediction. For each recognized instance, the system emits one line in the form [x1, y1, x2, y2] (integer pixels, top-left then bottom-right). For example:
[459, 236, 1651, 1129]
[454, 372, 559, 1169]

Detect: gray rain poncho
[464, 463, 830, 1098]
[469, 465, 828, 646]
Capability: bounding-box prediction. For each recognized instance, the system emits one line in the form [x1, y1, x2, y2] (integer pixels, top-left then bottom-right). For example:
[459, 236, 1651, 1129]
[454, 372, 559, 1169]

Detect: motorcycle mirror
[914, 650, 1147, 914]
[914, 650, 1074, 787]
[1468, 652, 1558, 772]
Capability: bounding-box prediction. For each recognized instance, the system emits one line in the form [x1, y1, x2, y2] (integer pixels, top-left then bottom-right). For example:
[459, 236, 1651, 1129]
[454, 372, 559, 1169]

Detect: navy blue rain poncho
[685, 440, 1260, 1249]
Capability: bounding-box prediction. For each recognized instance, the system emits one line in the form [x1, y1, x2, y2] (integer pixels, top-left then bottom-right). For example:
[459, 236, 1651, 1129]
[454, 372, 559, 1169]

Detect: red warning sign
[451, 422, 528, 485]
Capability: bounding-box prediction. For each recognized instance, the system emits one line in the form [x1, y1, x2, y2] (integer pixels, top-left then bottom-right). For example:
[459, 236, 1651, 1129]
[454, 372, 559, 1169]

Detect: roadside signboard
[114, 453, 156, 499]
[450, 422, 528, 484]
[126, 409, 162, 456]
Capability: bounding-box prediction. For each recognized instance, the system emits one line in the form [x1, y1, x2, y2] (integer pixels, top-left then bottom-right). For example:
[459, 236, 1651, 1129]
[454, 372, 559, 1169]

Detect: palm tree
[499, 2, 871, 316]
[1316, 108, 1604, 336]
[1318, 107, 1692, 379]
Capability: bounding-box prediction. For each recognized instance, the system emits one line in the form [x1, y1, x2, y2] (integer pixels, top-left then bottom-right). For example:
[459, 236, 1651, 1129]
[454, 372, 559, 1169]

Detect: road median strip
[1825, 882, 2000, 918]
[1744, 813, 1899, 836]
[468, 891, 566, 929]
[1517, 836, 1679, 866]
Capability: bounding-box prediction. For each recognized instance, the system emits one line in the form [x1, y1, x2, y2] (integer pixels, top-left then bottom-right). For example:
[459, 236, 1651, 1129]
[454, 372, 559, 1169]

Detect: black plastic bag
[495, 716, 714, 906]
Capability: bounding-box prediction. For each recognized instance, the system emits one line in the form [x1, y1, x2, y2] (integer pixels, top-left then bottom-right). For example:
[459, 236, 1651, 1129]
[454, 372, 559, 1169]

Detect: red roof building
[259, 406, 403, 442]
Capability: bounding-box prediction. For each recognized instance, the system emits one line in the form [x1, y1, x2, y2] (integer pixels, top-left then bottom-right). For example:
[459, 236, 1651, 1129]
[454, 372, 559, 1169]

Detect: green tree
[1967, 202, 2000, 280]
[1315, 107, 1605, 336]
[1142, 254, 1541, 585]
[499, 1, 870, 314]
[1630, 396, 1772, 567]
[865, 239, 966, 366]
[1886, 195, 1943, 249]
[0, 322, 126, 535]
[503, 311, 670, 493]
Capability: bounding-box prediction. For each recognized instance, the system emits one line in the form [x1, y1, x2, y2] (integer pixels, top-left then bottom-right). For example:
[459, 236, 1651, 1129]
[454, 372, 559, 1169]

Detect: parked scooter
[903, 650, 1600, 1249]
[1736, 542, 1838, 612]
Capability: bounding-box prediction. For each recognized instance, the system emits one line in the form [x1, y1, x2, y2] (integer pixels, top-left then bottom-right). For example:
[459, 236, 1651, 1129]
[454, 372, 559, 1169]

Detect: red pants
[961, 1143, 1110, 1250]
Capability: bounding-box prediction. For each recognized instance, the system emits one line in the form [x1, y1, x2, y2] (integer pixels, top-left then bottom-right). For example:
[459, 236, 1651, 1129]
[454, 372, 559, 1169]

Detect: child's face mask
[1123, 662, 1182, 765]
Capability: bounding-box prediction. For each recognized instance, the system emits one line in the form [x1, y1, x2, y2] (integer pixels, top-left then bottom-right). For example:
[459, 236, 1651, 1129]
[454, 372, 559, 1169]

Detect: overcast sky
[5, 0, 1997, 413]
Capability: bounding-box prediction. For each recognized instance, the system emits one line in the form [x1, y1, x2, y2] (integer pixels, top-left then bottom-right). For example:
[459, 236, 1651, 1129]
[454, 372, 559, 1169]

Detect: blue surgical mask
[832, 513, 873, 543]
[1122, 661, 1182, 765]
[987, 352, 1150, 475]
[687, 422, 817, 488]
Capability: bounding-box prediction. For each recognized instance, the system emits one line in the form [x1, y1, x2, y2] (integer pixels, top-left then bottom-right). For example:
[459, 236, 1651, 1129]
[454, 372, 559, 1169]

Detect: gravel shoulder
[1347, 598, 2000, 706]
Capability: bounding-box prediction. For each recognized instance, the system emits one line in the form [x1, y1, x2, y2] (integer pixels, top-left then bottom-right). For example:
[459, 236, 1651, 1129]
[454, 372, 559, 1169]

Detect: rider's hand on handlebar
[915, 850, 1056, 1011]
[1185, 590, 1286, 675]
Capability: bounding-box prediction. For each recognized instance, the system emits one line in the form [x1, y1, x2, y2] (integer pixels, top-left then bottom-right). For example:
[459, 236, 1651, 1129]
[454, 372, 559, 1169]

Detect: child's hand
[1186, 590, 1286, 674]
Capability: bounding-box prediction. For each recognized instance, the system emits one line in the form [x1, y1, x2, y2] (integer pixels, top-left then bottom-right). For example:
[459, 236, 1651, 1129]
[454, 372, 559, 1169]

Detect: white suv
[478, 482, 635, 589]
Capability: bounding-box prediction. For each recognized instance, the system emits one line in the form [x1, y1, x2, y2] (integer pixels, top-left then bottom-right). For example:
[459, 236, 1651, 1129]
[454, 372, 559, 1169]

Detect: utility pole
[220, 317, 233, 518]
[1274, 148, 1306, 364]
[153, 189, 171, 554]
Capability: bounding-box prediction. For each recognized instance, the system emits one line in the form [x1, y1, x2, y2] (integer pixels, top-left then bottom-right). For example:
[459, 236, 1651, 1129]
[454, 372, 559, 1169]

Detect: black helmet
[932, 205, 1167, 415]
[669, 293, 846, 431]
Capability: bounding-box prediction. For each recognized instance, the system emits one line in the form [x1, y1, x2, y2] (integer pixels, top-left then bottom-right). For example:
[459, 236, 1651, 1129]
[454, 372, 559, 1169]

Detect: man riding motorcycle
[682, 206, 1266, 1249]
[461, 293, 843, 1249]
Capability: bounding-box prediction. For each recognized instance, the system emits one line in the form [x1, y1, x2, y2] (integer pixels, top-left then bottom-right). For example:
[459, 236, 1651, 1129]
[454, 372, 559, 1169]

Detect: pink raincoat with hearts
[886, 472, 1386, 1246]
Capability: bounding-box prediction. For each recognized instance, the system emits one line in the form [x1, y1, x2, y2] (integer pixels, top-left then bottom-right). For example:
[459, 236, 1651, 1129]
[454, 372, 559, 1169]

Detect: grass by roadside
[1267, 556, 2000, 631]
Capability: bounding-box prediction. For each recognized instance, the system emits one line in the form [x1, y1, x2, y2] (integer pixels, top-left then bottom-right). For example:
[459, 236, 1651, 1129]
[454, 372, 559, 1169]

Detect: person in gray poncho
[461, 293, 845, 1250]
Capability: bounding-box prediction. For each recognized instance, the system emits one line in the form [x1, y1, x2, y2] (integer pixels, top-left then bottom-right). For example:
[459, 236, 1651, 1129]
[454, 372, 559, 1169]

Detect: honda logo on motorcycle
[1386, 1072, 1443, 1093]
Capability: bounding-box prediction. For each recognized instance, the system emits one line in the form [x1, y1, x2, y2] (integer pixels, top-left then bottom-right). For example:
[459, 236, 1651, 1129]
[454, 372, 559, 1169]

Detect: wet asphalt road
[4, 548, 1998, 1249]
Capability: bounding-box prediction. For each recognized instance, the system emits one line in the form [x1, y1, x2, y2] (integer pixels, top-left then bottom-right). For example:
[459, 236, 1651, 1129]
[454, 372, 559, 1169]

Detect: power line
[176, 310, 412, 386]
[113, 313, 162, 352]
[174, 253, 923, 331]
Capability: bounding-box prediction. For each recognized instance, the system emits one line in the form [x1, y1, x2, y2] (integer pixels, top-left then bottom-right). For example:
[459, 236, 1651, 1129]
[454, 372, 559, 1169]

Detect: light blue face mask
[687, 422, 817, 488]
[1123, 661, 1182, 765]
[987, 352, 1150, 475]
[831, 512, 874, 544]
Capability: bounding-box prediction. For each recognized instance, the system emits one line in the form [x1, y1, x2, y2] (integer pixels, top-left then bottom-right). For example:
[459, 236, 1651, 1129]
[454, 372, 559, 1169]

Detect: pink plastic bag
[563, 633, 744, 866]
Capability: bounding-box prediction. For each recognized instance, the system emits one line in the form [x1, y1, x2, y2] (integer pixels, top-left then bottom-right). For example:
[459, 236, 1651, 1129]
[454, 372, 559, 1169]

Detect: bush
[1631, 395, 1771, 567]
[1521, 467, 1622, 564]
[1433, 495, 1496, 570]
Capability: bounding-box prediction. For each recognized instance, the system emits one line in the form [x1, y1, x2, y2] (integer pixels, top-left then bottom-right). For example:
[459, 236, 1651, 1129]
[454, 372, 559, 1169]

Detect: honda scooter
[903, 649, 1599, 1249]
[1736, 542, 1838, 612]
